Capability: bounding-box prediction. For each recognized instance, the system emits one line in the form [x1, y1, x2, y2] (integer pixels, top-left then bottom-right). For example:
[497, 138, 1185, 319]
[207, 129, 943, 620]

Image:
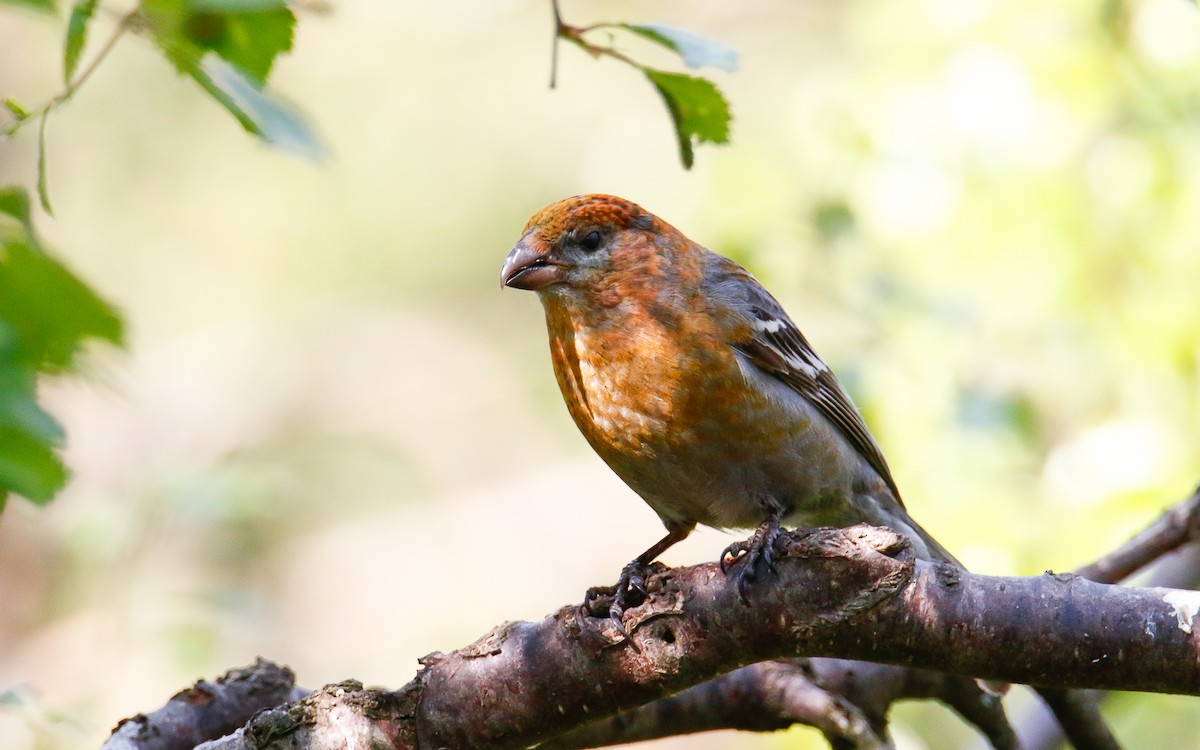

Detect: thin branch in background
[1030, 689, 1119, 750]
[542, 0, 734, 168]
[553, 21, 643, 71]
[546, 1, 649, 81]
[1021, 486, 1200, 750]
[549, 0, 562, 88]
[1, 10, 137, 143]
[36, 111, 52, 213]
[59, 11, 138, 107]
[539, 660, 1018, 750]
[1075, 484, 1200, 584]
[1004, 495, 1200, 750]
[536, 660, 891, 750]
[5, 9, 138, 212]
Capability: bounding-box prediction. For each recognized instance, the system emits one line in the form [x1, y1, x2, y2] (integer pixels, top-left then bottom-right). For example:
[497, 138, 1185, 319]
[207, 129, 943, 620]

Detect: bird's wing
[707, 258, 904, 503]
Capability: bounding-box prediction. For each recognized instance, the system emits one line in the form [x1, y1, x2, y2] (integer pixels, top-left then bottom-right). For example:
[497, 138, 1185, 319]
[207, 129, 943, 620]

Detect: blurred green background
[1, 0, 1199, 748]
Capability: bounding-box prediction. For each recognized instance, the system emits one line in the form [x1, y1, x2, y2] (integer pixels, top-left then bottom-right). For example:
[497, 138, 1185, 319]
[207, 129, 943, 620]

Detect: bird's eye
[580, 230, 603, 251]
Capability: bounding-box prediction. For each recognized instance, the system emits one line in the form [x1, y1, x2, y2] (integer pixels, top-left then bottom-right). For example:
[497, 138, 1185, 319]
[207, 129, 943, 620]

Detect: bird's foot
[583, 559, 653, 642]
[720, 516, 785, 604]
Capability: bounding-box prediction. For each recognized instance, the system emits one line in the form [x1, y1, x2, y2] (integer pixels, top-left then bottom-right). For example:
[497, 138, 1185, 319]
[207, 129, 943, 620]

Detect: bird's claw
[719, 540, 743, 575]
[582, 559, 653, 645]
[621, 561, 649, 600]
[720, 518, 785, 604]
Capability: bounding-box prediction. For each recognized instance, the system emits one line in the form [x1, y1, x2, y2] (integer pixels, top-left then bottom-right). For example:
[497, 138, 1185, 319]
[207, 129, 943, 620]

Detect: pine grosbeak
[501, 194, 958, 633]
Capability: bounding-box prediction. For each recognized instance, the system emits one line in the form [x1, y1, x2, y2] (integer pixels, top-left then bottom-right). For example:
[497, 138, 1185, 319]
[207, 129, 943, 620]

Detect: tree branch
[123, 525, 1200, 750]
[1013, 536, 1200, 750]
[535, 659, 892, 750]
[102, 659, 309, 750]
[538, 659, 1017, 750]
[1076, 484, 1200, 584]
[102, 485, 1200, 750]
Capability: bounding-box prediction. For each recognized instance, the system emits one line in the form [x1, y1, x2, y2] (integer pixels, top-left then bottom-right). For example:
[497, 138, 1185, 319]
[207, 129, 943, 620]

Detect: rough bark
[555, 486, 1200, 750]
[102, 660, 309, 750]
[97, 485, 1200, 750]
[195, 681, 415, 750]
[106, 519, 1200, 750]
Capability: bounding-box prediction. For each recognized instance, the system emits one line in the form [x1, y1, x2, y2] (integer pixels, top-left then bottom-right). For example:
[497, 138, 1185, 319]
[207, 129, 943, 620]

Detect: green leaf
[63, 0, 98, 83]
[0, 186, 34, 232]
[140, 0, 318, 156]
[0, 343, 65, 444]
[4, 99, 29, 120]
[0, 426, 68, 504]
[200, 3, 294, 83]
[188, 53, 323, 157]
[1, 106, 23, 138]
[142, 0, 296, 84]
[0, 241, 124, 372]
[0, 186, 124, 508]
[641, 69, 731, 169]
[622, 23, 738, 73]
[0, 188, 125, 373]
[0, 0, 57, 14]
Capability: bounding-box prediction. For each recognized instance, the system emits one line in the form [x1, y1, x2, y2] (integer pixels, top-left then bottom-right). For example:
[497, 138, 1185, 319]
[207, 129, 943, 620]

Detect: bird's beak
[501, 240, 561, 291]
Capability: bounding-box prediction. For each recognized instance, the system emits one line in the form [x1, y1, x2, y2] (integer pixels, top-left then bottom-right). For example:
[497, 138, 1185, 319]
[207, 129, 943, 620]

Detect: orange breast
[542, 294, 795, 527]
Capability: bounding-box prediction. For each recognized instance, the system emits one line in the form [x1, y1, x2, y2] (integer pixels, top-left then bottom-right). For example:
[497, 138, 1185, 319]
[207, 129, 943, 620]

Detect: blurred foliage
[1, 0, 319, 215]
[0, 187, 122, 508]
[0, 0, 315, 509]
[0, 0, 52, 12]
[0, 0, 1199, 749]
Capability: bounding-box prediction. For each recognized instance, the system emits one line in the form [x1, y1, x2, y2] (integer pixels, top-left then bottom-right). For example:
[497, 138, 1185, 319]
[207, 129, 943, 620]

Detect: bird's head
[501, 194, 678, 298]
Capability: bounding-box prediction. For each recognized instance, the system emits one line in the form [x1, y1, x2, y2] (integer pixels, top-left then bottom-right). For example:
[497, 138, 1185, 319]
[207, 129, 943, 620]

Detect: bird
[500, 193, 959, 635]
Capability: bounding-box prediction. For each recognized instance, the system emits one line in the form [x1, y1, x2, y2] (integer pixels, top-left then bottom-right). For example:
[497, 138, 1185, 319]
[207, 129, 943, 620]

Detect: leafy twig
[3, 9, 137, 212]
[1, 9, 137, 142]
[546, 0, 735, 169]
